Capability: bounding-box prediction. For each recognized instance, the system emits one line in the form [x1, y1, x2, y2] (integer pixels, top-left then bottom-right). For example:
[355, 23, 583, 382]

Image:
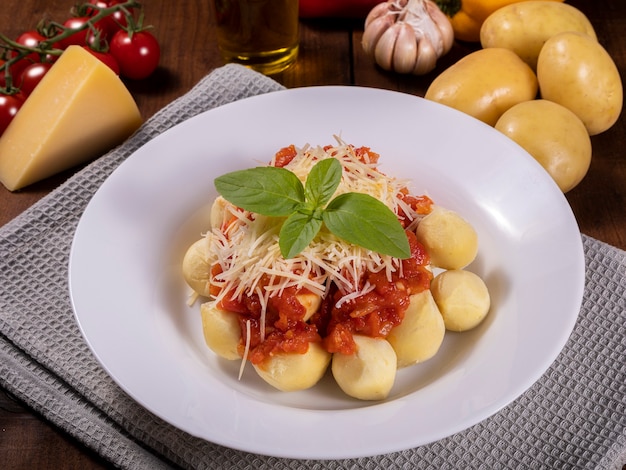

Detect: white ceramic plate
[69, 86, 585, 460]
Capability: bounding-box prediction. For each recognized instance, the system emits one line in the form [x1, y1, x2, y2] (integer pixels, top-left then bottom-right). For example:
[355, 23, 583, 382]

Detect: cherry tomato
[16, 31, 45, 48]
[87, 0, 131, 39]
[82, 46, 120, 75]
[15, 30, 61, 63]
[0, 57, 30, 89]
[15, 31, 45, 63]
[18, 62, 53, 96]
[0, 93, 25, 136]
[58, 17, 101, 49]
[109, 30, 160, 80]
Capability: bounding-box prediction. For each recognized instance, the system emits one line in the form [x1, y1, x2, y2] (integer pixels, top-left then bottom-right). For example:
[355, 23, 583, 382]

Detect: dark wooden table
[1, 1, 624, 468]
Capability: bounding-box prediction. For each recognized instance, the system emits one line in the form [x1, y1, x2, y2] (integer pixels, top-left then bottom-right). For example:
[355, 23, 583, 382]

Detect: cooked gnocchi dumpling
[431, 269, 491, 332]
[387, 290, 445, 368]
[254, 342, 331, 392]
[200, 302, 241, 360]
[332, 335, 397, 401]
[415, 207, 478, 269]
[182, 237, 214, 298]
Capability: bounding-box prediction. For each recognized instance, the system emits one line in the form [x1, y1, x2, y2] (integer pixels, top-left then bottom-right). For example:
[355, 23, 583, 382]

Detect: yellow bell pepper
[433, 0, 566, 42]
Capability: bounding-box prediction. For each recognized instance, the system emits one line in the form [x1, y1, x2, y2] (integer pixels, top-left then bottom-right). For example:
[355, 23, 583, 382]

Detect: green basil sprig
[214, 158, 410, 259]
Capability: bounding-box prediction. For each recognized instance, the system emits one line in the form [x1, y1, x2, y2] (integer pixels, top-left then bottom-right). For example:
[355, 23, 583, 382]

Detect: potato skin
[386, 290, 445, 368]
[495, 100, 592, 192]
[480, 1, 597, 71]
[424, 48, 538, 126]
[537, 32, 623, 136]
[430, 270, 491, 332]
[253, 342, 331, 392]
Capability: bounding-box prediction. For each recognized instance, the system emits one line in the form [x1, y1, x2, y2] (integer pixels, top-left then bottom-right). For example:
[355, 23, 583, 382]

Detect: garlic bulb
[362, 0, 454, 75]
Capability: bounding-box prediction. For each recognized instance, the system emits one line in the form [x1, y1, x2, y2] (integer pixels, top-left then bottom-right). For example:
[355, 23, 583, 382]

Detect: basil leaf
[304, 158, 342, 208]
[214, 166, 305, 216]
[323, 193, 411, 259]
[279, 212, 323, 259]
[215, 156, 412, 260]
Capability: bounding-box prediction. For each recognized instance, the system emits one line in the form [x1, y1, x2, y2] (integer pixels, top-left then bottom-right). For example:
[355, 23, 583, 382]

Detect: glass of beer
[210, 0, 299, 75]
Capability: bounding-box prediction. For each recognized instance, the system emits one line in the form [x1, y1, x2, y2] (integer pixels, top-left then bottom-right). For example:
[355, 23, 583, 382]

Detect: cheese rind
[0, 45, 143, 191]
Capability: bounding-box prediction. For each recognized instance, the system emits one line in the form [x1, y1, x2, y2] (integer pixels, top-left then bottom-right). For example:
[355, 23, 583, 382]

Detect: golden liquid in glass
[212, 0, 299, 75]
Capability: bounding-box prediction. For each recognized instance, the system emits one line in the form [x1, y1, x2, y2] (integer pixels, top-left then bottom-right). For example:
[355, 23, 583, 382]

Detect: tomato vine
[0, 0, 160, 136]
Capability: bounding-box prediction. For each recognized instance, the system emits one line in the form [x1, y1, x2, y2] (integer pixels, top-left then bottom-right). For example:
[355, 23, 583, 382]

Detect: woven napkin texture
[1, 64, 625, 470]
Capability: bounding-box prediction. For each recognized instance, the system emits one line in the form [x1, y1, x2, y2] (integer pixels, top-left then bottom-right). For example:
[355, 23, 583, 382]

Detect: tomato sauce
[273, 144, 298, 167]
[218, 282, 322, 365]
[216, 145, 435, 362]
[218, 231, 432, 362]
[318, 231, 432, 355]
[274, 144, 379, 168]
[398, 190, 433, 227]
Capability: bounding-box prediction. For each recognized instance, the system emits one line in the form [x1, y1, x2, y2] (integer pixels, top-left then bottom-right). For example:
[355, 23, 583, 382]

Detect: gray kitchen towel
[1, 64, 624, 470]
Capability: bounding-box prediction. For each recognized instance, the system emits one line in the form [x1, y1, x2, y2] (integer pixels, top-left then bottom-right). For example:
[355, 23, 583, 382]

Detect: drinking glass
[210, 0, 299, 75]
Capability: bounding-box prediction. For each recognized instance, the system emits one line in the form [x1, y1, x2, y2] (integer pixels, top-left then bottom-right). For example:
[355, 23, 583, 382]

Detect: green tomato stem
[0, 0, 141, 92]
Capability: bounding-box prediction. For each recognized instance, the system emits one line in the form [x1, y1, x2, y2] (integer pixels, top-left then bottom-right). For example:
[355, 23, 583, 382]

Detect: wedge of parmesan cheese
[0, 45, 142, 191]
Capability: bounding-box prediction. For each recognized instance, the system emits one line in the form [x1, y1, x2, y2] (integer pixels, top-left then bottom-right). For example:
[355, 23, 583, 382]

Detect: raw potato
[254, 342, 331, 392]
[495, 100, 592, 192]
[431, 270, 490, 332]
[480, 1, 597, 70]
[332, 335, 397, 400]
[424, 48, 538, 126]
[200, 302, 241, 360]
[415, 207, 478, 269]
[387, 290, 445, 368]
[537, 32, 623, 135]
[182, 237, 214, 297]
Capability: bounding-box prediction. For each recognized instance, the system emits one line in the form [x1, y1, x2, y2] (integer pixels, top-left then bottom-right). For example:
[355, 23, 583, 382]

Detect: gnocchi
[182, 141, 491, 400]
[414, 207, 478, 269]
[182, 237, 213, 298]
[254, 342, 331, 392]
[332, 335, 397, 401]
[387, 290, 445, 368]
[431, 270, 491, 332]
[200, 302, 241, 360]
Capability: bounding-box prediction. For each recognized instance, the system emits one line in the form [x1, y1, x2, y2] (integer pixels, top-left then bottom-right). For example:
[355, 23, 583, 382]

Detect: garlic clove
[362, 14, 396, 58]
[413, 37, 437, 75]
[374, 23, 401, 71]
[365, 2, 393, 29]
[393, 23, 418, 74]
[425, 0, 455, 54]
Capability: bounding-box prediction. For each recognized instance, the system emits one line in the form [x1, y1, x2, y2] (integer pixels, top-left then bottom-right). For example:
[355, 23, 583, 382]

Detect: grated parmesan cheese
[207, 140, 426, 315]
[238, 320, 251, 380]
